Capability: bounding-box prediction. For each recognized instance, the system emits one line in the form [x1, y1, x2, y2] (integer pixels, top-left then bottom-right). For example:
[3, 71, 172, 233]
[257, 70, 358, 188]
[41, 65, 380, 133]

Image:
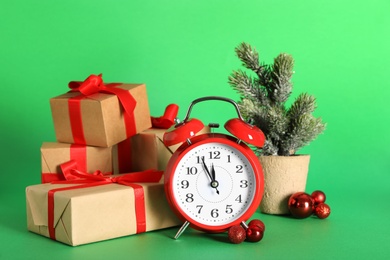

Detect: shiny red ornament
[311, 190, 326, 206]
[228, 225, 246, 244]
[288, 192, 314, 219]
[245, 226, 264, 242]
[314, 203, 331, 219]
[248, 219, 265, 232]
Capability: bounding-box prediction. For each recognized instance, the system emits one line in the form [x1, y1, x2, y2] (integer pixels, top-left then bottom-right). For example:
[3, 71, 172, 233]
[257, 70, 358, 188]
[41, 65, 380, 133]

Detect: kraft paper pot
[259, 155, 310, 215]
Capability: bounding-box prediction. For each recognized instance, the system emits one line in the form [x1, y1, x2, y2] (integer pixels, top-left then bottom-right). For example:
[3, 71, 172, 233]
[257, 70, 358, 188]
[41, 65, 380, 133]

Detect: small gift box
[26, 163, 181, 246]
[40, 142, 113, 183]
[50, 74, 151, 147]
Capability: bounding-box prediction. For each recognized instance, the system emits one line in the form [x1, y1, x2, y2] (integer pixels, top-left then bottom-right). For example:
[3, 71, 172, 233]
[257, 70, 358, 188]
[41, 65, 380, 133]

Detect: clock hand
[201, 157, 219, 194]
[201, 156, 213, 181]
[210, 163, 219, 195]
[211, 163, 215, 181]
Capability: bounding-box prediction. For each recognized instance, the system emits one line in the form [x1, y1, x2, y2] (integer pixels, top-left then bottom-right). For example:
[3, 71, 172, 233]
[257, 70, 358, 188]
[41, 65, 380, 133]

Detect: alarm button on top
[163, 118, 205, 146]
[224, 118, 265, 147]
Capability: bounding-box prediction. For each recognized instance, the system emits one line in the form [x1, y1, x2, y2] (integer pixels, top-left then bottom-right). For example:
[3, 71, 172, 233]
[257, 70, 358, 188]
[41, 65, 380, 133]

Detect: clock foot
[240, 221, 248, 230]
[174, 221, 190, 240]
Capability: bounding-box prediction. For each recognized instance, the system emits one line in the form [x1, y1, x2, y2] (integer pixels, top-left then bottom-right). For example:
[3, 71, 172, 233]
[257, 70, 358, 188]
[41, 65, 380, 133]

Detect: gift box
[40, 142, 113, 183]
[112, 126, 210, 173]
[50, 74, 151, 147]
[26, 169, 181, 246]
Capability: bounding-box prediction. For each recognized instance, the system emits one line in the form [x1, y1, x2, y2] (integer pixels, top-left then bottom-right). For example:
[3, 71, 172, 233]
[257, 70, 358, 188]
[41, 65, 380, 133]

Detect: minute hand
[201, 157, 213, 181]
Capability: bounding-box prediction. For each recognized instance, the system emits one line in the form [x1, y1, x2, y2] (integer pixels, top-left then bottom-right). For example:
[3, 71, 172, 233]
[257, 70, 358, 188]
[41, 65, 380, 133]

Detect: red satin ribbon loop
[151, 103, 179, 129]
[58, 160, 162, 184]
[68, 74, 104, 96]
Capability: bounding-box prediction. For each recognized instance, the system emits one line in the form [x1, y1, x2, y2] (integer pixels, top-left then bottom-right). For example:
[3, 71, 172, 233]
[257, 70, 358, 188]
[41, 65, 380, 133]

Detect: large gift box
[113, 126, 209, 173]
[40, 142, 113, 183]
[26, 168, 181, 246]
[50, 74, 151, 147]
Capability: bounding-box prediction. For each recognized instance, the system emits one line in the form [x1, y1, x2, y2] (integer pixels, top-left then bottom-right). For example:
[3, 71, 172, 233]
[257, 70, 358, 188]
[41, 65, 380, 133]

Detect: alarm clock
[163, 96, 265, 239]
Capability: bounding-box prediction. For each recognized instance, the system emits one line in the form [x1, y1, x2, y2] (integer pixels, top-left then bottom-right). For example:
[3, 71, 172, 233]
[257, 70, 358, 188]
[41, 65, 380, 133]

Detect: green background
[1, 0, 389, 259]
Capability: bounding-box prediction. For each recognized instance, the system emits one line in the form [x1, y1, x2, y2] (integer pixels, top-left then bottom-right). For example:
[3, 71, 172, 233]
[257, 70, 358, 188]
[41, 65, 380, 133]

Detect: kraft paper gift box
[26, 170, 181, 246]
[50, 74, 152, 147]
[40, 142, 113, 183]
[112, 126, 210, 173]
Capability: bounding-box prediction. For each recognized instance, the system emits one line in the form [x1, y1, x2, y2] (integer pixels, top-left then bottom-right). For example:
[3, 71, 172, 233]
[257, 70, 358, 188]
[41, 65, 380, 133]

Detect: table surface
[1, 172, 389, 260]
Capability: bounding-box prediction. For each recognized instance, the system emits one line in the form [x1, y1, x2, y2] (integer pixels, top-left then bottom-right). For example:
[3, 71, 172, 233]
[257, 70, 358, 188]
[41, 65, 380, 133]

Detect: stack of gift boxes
[26, 75, 207, 246]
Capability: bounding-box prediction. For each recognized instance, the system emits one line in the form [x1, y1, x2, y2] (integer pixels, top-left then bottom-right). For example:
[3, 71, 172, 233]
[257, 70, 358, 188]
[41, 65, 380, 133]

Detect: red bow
[58, 160, 163, 184]
[151, 104, 179, 129]
[48, 160, 163, 241]
[68, 74, 136, 119]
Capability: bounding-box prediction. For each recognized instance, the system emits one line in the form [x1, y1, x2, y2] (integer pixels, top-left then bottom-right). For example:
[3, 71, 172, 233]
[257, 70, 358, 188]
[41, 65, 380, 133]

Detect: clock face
[167, 135, 261, 230]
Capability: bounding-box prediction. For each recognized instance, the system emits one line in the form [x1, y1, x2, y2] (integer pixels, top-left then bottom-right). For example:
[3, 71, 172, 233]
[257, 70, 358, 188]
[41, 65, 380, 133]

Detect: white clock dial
[172, 142, 256, 226]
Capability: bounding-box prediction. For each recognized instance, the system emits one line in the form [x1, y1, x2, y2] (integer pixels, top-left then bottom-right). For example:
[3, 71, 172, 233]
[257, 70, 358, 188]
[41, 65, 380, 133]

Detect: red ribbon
[48, 160, 163, 240]
[41, 144, 88, 183]
[151, 104, 178, 129]
[41, 144, 113, 183]
[67, 74, 137, 144]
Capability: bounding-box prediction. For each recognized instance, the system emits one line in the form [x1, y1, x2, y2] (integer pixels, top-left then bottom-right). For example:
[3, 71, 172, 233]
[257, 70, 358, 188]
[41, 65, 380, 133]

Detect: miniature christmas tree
[229, 42, 325, 156]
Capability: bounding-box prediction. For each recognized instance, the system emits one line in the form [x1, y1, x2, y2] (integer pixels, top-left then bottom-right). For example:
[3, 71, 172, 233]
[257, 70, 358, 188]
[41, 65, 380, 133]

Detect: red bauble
[288, 192, 314, 219]
[228, 225, 246, 244]
[248, 219, 265, 232]
[245, 226, 264, 242]
[311, 190, 326, 205]
[314, 203, 331, 219]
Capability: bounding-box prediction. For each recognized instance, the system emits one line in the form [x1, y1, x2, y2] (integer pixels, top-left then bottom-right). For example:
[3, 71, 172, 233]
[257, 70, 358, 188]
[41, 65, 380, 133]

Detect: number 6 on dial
[163, 96, 265, 238]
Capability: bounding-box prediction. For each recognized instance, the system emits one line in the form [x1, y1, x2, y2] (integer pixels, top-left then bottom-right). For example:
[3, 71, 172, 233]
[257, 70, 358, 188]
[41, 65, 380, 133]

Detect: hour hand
[210, 163, 219, 194]
[201, 157, 219, 194]
[211, 163, 216, 181]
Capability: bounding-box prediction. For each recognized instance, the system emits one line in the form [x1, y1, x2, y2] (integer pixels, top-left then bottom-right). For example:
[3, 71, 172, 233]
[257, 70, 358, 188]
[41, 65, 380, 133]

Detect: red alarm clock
[163, 96, 265, 239]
